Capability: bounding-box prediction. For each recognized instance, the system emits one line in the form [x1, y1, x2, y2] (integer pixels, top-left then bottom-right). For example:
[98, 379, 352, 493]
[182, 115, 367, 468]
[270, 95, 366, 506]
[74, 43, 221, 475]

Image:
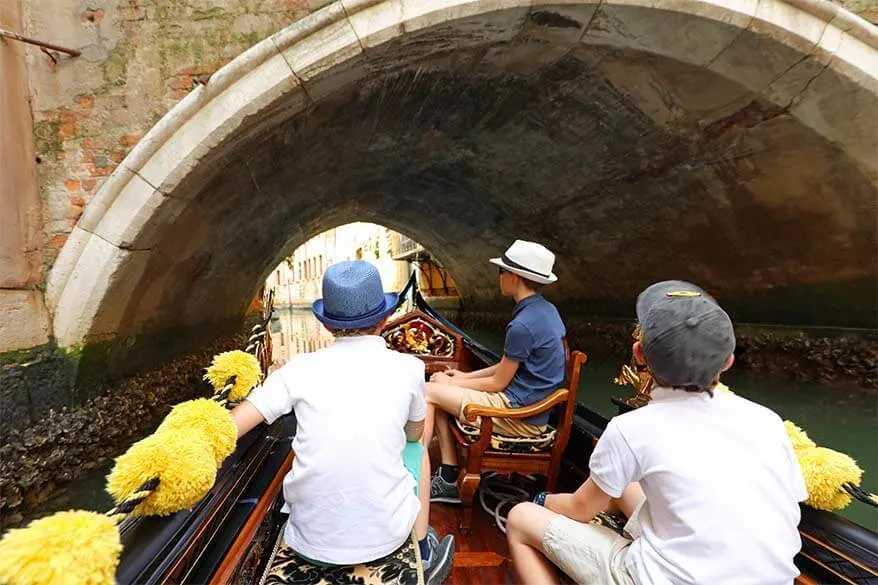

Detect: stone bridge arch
[46, 0, 877, 370]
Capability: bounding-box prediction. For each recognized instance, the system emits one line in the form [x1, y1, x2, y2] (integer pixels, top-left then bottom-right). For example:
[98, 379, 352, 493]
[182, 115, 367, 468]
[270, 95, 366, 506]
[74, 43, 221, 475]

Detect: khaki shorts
[458, 389, 547, 437]
[542, 501, 644, 585]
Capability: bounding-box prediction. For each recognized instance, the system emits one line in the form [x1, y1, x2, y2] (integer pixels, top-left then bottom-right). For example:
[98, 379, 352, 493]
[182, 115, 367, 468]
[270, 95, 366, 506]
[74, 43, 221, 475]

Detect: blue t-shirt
[502, 295, 567, 426]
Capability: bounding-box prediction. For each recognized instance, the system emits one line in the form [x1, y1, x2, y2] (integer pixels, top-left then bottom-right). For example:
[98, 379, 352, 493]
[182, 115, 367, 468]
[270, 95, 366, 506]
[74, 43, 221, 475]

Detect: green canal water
[24, 308, 877, 533]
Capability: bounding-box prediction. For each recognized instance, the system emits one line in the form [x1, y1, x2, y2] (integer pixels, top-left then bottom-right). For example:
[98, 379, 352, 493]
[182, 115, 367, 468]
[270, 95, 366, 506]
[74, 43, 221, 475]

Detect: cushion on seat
[264, 530, 423, 585]
[454, 418, 557, 453]
[591, 511, 627, 536]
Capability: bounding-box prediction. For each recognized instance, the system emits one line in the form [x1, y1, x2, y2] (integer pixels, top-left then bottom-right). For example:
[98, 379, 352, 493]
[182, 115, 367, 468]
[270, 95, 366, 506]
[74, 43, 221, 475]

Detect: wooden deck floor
[425, 444, 577, 584]
[429, 501, 515, 585]
[429, 501, 575, 585]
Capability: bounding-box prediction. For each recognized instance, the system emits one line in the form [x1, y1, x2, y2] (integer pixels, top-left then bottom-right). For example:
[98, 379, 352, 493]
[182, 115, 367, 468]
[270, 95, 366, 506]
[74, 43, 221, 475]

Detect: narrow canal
[24, 307, 877, 532]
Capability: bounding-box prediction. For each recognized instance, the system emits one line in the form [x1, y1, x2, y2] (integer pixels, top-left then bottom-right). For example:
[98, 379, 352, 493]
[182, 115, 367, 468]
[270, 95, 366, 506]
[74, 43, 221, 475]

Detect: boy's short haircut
[331, 326, 378, 338]
[524, 280, 546, 292]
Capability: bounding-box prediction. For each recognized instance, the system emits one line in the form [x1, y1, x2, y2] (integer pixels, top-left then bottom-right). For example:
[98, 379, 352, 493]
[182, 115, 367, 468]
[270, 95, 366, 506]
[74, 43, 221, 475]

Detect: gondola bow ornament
[0, 327, 269, 585]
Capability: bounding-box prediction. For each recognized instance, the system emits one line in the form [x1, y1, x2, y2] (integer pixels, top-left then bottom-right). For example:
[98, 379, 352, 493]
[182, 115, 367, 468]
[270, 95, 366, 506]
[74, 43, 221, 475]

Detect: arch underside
[48, 1, 878, 361]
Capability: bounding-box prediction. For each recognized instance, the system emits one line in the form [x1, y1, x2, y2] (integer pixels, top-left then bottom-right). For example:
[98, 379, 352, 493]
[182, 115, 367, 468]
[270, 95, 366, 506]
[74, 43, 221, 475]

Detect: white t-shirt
[590, 387, 807, 585]
[246, 335, 426, 564]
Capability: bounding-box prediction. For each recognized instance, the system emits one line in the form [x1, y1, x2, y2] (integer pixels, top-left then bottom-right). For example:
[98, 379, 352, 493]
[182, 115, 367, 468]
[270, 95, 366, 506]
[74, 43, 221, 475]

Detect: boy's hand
[444, 368, 462, 377]
[431, 372, 452, 385]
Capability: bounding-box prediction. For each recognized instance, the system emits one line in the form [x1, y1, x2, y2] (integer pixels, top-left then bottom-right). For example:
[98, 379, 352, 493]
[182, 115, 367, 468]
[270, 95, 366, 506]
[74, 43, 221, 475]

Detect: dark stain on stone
[703, 100, 786, 137]
[529, 10, 582, 29]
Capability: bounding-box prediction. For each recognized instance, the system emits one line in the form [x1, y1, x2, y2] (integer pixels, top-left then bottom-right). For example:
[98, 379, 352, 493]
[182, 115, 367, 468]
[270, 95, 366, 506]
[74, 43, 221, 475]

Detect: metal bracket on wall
[0, 27, 81, 58]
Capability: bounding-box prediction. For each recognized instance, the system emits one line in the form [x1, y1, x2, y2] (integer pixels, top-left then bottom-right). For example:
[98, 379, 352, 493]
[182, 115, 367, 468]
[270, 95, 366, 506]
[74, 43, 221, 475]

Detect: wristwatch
[533, 491, 548, 507]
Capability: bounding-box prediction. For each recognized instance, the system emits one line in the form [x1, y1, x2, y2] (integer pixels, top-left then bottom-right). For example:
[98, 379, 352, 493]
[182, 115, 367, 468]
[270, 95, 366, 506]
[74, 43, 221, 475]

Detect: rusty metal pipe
[0, 27, 80, 57]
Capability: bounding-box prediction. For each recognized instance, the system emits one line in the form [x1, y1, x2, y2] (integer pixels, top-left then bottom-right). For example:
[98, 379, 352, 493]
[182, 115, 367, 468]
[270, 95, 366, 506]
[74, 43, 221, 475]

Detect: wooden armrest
[462, 389, 569, 423]
[425, 362, 460, 376]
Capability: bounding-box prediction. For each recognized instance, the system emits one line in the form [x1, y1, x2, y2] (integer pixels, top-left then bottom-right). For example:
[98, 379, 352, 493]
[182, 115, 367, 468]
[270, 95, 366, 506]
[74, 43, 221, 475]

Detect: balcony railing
[393, 235, 423, 260]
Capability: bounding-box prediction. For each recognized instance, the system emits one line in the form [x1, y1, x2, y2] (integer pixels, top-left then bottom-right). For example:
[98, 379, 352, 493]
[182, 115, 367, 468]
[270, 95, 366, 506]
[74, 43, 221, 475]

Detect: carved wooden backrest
[381, 311, 464, 376]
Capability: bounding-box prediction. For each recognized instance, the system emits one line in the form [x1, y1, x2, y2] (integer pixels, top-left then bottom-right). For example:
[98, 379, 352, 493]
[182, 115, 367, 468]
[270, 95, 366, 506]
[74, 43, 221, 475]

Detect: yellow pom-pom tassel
[784, 420, 817, 451]
[204, 350, 262, 401]
[797, 447, 863, 511]
[0, 510, 121, 585]
[158, 399, 237, 467]
[107, 430, 216, 516]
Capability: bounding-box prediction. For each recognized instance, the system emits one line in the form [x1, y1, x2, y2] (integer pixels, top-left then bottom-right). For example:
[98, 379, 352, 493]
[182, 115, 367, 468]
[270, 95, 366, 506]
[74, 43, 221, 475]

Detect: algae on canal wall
[457, 310, 878, 388]
[0, 332, 248, 531]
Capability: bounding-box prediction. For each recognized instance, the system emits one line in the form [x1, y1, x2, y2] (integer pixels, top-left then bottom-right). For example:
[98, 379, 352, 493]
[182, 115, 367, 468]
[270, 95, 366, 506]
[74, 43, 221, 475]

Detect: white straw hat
[489, 240, 558, 285]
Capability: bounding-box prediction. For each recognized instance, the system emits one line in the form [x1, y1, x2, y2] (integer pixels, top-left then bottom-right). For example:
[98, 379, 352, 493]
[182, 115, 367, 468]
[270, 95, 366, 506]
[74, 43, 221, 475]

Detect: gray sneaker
[430, 474, 461, 504]
[423, 534, 455, 585]
[426, 525, 440, 549]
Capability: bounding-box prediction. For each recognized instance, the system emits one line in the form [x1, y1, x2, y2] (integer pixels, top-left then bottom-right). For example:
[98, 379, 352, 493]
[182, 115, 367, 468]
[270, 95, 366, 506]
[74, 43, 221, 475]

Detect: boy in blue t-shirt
[424, 240, 566, 503]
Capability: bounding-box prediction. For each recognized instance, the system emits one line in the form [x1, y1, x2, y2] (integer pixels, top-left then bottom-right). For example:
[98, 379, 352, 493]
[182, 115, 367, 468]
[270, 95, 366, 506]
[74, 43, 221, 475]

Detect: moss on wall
[459, 310, 878, 388]
[0, 332, 247, 530]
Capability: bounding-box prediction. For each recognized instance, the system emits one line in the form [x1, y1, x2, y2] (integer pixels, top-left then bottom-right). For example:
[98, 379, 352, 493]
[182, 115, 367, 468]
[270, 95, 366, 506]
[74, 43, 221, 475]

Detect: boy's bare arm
[454, 364, 498, 379]
[544, 478, 612, 523]
[405, 419, 424, 442]
[451, 357, 518, 393]
[231, 401, 267, 439]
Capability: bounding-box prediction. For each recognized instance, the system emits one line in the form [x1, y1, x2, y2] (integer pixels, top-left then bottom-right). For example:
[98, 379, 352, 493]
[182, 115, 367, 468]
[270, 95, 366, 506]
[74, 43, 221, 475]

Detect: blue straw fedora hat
[312, 260, 399, 330]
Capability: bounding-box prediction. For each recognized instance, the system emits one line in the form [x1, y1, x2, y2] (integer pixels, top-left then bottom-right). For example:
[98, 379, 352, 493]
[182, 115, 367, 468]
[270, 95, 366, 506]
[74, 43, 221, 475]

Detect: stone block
[582, 0, 757, 68]
[479, 5, 600, 75]
[89, 172, 187, 250]
[0, 290, 50, 353]
[764, 24, 844, 107]
[52, 235, 151, 347]
[400, 0, 530, 39]
[137, 47, 301, 195]
[343, 0, 405, 51]
[275, 4, 368, 102]
[789, 30, 878, 176]
[708, 0, 827, 93]
[360, 1, 530, 76]
[45, 226, 91, 313]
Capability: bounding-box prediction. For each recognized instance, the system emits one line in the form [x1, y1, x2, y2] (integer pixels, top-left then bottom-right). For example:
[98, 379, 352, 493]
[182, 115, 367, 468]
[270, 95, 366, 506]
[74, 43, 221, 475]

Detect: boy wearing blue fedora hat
[231, 260, 454, 584]
[425, 240, 567, 504]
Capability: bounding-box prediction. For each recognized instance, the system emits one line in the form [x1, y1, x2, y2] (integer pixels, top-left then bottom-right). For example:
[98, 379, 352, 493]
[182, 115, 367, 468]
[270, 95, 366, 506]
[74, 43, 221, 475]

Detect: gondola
[112, 277, 876, 585]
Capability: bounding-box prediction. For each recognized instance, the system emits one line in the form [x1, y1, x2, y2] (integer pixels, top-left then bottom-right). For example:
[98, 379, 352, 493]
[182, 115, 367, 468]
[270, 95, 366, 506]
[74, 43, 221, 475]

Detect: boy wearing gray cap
[505, 281, 807, 585]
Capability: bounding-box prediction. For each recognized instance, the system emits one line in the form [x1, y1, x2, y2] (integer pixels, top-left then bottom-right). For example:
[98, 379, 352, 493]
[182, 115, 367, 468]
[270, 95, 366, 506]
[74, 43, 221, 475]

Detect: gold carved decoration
[614, 363, 655, 408]
[383, 318, 455, 358]
[613, 323, 654, 408]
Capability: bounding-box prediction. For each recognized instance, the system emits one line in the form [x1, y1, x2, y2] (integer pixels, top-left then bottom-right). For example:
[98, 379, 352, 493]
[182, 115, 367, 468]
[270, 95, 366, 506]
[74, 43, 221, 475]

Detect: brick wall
[24, 0, 332, 266]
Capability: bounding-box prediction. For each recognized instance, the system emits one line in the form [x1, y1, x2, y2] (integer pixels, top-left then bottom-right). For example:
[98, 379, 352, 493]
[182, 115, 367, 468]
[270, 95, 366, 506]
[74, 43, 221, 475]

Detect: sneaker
[426, 525, 440, 550]
[430, 473, 461, 504]
[423, 534, 455, 585]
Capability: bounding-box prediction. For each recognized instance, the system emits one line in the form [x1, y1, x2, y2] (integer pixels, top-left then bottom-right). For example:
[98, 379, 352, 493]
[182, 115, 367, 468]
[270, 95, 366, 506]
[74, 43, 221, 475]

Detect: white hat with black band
[489, 240, 558, 285]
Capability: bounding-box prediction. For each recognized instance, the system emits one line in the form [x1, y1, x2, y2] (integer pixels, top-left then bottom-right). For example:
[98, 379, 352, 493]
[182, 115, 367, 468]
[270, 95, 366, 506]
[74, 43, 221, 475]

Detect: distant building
[389, 232, 458, 298]
[269, 305, 334, 366]
[267, 223, 411, 307]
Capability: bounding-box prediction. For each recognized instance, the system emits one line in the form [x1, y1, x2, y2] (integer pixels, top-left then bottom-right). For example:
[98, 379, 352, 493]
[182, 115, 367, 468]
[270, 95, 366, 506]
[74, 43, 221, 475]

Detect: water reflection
[270, 308, 335, 368]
